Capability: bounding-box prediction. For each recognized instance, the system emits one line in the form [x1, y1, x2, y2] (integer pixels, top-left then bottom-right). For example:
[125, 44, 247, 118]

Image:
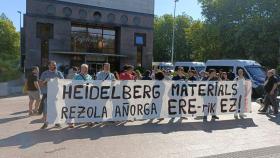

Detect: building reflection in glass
[71, 24, 116, 54]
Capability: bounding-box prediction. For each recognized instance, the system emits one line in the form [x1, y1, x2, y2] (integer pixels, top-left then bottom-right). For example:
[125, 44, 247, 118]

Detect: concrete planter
[0, 82, 9, 97]
[0, 75, 25, 97]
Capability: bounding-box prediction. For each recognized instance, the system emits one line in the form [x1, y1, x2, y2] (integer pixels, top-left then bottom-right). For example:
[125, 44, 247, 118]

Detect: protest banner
[47, 79, 252, 124]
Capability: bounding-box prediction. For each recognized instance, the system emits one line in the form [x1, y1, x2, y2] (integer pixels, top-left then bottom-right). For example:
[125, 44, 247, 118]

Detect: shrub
[0, 59, 21, 82]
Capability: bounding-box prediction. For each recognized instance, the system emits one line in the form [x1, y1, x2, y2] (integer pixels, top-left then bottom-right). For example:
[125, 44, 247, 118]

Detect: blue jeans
[42, 94, 48, 115]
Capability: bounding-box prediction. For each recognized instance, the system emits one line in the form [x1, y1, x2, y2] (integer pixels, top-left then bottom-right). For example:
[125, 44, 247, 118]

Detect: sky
[0, 0, 202, 31]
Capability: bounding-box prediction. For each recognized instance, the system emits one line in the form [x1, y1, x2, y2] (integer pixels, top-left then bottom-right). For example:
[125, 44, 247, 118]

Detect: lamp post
[17, 11, 22, 71]
[17, 11, 22, 29]
[278, 37, 280, 66]
[171, 0, 179, 64]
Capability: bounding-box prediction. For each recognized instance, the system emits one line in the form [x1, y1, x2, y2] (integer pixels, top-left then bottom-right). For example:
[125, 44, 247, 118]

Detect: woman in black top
[142, 70, 152, 80]
[172, 67, 186, 81]
[188, 70, 197, 81]
[26, 66, 41, 116]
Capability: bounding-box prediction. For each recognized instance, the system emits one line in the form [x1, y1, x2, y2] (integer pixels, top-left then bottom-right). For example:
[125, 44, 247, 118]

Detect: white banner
[47, 80, 252, 124]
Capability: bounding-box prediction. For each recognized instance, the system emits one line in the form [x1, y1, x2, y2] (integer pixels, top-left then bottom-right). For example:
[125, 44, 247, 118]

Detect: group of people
[25, 60, 279, 129]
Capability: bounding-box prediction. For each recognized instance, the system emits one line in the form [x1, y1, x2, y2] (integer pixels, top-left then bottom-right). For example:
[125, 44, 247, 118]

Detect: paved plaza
[0, 96, 280, 158]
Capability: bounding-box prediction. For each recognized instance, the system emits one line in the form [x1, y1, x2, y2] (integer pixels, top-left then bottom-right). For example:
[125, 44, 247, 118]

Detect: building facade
[23, 0, 154, 74]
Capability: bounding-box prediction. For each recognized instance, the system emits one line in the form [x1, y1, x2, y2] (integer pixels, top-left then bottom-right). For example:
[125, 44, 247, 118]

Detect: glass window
[195, 66, 205, 73]
[136, 36, 144, 45]
[72, 26, 87, 32]
[103, 29, 115, 36]
[71, 32, 88, 52]
[103, 35, 115, 49]
[87, 33, 103, 52]
[93, 12, 102, 21]
[88, 28, 102, 34]
[206, 66, 234, 72]
[71, 25, 116, 54]
[63, 7, 72, 17]
[245, 66, 266, 82]
[134, 33, 146, 46]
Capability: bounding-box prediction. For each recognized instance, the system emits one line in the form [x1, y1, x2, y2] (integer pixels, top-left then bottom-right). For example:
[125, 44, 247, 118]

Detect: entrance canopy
[50, 51, 127, 58]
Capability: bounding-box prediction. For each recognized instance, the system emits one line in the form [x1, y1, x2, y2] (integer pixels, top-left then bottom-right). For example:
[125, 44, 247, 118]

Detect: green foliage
[154, 1, 280, 68]
[196, 0, 280, 67]
[277, 65, 280, 74]
[135, 66, 145, 74]
[153, 14, 193, 62]
[0, 59, 21, 82]
[0, 13, 21, 82]
[186, 21, 222, 61]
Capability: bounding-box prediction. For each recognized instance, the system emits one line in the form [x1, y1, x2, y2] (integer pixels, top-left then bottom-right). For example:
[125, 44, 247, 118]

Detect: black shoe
[55, 124, 62, 128]
[87, 122, 94, 127]
[203, 116, 207, 121]
[212, 115, 219, 120]
[107, 121, 115, 124]
[68, 123, 75, 128]
[181, 117, 188, 120]
[259, 109, 267, 113]
[40, 123, 48, 129]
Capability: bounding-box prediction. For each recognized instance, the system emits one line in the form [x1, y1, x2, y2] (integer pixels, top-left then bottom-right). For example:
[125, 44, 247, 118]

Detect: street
[0, 96, 280, 158]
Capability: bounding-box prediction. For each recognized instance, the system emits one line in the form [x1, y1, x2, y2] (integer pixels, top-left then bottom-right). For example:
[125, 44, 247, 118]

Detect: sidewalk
[0, 96, 280, 158]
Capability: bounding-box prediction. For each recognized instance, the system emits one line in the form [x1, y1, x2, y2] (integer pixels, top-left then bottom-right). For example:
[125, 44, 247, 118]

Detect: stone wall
[56, 0, 154, 14]
[24, 0, 154, 71]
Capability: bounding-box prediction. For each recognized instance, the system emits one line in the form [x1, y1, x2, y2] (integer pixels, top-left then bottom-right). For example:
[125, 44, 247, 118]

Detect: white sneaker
[239, 114, 247, 119]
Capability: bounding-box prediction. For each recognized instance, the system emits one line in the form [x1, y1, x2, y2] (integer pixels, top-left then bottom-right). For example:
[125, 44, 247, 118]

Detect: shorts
[28, 91, 40, 100]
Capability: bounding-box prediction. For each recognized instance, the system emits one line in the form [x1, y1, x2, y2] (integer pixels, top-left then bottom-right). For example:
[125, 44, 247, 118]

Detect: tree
[197, 0, 280, 67]
[0, 13, 20, 61]
[174, 14, 193, 61]
[153, 14, 193, 62]
[153, 15, 173, 62]
[186, 21, 222, 61]
[0, 13, 20, 82]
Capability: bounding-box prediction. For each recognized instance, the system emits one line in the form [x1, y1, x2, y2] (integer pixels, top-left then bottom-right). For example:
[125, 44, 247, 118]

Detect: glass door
[87, 62, 103, 77]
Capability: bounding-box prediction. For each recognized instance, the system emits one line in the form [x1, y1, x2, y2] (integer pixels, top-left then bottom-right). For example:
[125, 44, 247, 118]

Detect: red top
[119, 72, 135, 80]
